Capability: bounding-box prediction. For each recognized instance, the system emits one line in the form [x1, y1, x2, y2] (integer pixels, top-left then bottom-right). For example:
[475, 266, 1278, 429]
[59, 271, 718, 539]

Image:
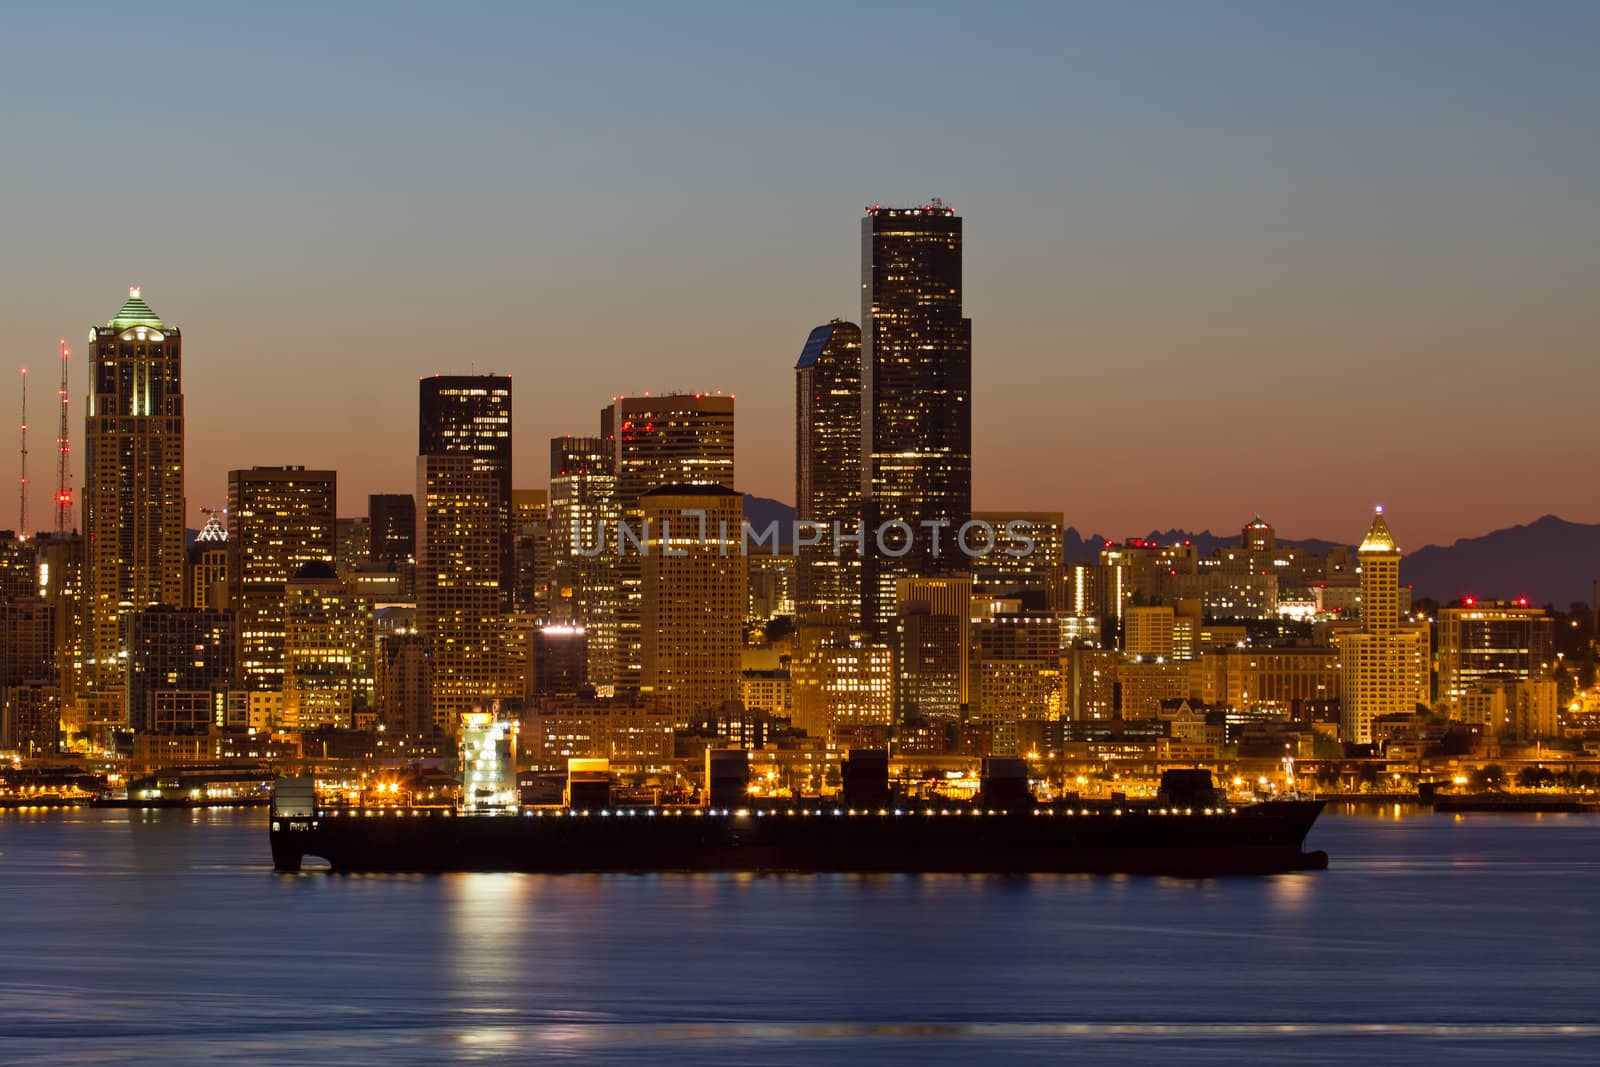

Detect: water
[1, 806, 1597, 1064]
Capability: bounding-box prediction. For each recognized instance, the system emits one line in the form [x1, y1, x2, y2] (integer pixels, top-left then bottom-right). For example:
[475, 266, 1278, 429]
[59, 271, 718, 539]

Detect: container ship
[270, 742, 1327, 877]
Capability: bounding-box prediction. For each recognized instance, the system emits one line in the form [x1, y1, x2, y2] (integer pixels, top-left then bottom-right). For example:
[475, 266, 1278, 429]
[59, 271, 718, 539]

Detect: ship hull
[271, 802, 1327, 877]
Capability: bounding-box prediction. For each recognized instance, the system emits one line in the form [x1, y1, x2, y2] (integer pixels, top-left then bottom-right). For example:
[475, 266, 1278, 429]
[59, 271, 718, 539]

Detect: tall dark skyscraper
[419, 375, 512, 609]
[860, 202, 972, 631]
[795, 320, 862, 618]
[367, 493, 416, 568]
[83, 288, 186, 729]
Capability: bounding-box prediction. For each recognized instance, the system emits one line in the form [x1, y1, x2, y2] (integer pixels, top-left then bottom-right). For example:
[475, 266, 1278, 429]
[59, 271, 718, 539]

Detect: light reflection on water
[1, 807, 1598, 1065]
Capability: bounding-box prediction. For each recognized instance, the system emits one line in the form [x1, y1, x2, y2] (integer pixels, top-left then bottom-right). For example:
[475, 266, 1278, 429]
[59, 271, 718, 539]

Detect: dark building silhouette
[860, 202, 972, 632]
[795, 320, 862, 618]
[368, 494, 416, 567]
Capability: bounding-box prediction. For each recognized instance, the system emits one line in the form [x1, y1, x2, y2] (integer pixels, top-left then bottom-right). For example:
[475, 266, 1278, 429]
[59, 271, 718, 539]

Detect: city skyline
[5, 4, 1600, 546]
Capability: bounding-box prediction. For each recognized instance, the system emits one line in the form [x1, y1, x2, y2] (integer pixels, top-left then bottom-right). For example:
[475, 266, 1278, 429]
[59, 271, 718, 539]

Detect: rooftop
[106, 287, 165, 329]
[1358, 508, 1400, 554]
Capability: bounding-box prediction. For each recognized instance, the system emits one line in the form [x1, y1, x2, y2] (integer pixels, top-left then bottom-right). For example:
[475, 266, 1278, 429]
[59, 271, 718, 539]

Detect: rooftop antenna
[55, 339, 72, 534]
[17, 366, 27, 537]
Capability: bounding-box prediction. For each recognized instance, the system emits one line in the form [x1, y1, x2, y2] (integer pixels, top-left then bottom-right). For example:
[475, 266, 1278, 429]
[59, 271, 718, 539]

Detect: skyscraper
[605, 394, 735, 693]
[1337, 509, 1424, 744]
[417, 453, 506, 726]
[860, 202, 972, 631]
[639, 485, 744, 725]
[227, 466, 337, 703]
[549, 436, 617, 689]
[83, 288, 186, 729]
[794, 320, 862, 617]
[419, 375, 513, 608]
[283, 561, 374, 731]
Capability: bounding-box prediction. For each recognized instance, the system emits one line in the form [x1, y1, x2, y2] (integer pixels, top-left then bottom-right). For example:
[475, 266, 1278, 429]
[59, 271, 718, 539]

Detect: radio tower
[55, 339, 72, 533]
[16, 366, 27, 537]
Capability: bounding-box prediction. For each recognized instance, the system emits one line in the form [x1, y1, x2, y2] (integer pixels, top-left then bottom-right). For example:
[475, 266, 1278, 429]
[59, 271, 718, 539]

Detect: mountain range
[741, 498, 1599, 609]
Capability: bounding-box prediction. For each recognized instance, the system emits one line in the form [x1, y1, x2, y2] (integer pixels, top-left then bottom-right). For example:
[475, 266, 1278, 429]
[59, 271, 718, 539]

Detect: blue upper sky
[4, 1, 1597, 545]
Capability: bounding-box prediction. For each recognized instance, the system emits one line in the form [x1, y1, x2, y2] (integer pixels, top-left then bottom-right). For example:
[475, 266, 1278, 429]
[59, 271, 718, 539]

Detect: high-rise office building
[283, 561, 374, 732]
[227, 466, 337, 697]
[639, 485, 744, 725]
[123, 606, 234, 734]
[83, 288, 186, 729]
[417, 453, 507, 726]
[549, 436, 617, 689]
[795, 320, 862, 617]
[605, 394, 735, 693]
[1438, 599, 1555, 710]
[419, 375, 512, 608]
[1337, 509, 1424, 744]
[860, 202, 972, 631]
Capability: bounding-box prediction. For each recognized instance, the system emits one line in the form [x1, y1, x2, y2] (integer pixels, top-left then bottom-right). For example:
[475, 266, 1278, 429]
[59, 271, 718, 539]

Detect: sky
[3, 1, 1597, 550]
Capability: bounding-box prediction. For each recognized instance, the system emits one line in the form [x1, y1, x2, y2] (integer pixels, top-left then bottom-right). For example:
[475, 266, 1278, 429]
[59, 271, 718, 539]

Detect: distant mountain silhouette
[743, 495, 797, 546]
[1400, 515, 1599, 608]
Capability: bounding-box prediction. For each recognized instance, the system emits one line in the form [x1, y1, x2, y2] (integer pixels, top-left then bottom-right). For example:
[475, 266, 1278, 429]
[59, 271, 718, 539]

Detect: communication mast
[17, 366, 27, 537]
[55, 339, 72, 533]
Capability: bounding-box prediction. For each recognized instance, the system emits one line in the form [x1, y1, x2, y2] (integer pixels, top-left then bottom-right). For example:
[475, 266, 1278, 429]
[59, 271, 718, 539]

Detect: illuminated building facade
[816, 641, 893, 751]
[794, 320, 862, 617]
[417, 454, 508, 728]
[1438, 600, 1555, 710]
[1124, 605, 1177, 660]
[1338, 509, 1425, 743]
[283, 561, 374, 731]
[860, 203, 972, 631]
[2, 682, 60, 756]
[458, 711, 518, 813]
[639, 485, 744, 725]
[549, 436, 617, 688]
[606, 394, 735, 693]
[971, 511, 1064, 597]
[522, 694, 674, 770]
[227, 466, 337, 694]
[185, 512, 228, 610]
[895, 603, 963, 722]
[419, 375, 513, 609]
[969, 613, 1063, 755]
[83, 288, 187, 728]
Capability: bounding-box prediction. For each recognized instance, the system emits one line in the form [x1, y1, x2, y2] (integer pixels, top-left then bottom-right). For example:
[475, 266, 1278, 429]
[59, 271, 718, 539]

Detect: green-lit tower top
[106, 286, 165, 329]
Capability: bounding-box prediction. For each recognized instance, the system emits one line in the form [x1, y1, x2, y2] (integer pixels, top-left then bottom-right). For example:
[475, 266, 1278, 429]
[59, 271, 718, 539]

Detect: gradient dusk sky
[4, 1, 1597, 549]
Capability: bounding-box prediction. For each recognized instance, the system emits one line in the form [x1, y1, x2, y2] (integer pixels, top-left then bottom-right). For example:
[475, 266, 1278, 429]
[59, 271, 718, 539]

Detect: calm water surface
[1, 806, 1596, 1064]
